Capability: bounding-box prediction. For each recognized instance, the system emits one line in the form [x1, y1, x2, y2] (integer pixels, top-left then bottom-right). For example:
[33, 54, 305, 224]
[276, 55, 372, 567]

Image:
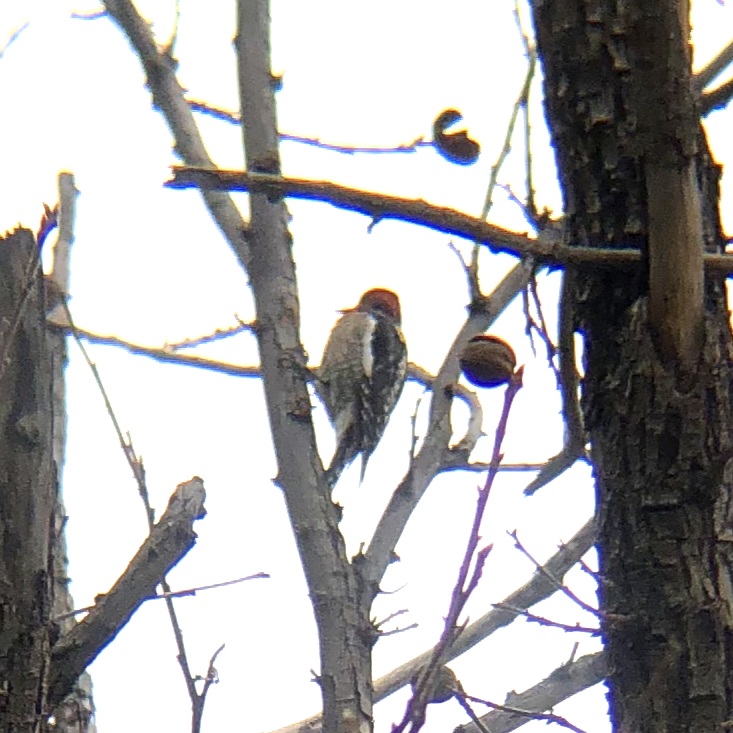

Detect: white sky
[1, 2, 732, 732]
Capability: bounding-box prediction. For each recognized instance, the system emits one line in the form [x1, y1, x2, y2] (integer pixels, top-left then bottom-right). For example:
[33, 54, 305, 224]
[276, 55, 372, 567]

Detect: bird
[316, 288, 407, 485]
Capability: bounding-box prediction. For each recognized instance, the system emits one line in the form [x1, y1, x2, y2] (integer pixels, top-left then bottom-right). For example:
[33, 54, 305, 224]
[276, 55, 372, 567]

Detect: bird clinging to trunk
[317, 288, 407, 486]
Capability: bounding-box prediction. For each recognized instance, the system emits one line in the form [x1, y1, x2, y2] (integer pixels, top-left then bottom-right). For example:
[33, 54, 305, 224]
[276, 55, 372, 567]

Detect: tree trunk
[531, 2, 733, 732]
[0, 228, 57, 733]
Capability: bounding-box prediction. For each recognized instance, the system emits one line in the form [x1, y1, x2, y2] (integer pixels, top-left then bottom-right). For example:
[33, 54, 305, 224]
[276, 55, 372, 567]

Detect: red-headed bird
[317, 289, 407, 485]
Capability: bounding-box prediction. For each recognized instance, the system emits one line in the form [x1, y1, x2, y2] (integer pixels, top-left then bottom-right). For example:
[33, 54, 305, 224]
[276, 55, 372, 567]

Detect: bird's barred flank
[316, 289, 407, 486]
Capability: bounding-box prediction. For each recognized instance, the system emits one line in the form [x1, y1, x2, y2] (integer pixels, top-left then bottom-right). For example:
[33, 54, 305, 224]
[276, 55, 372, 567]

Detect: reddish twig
[492, 603, 600, 635]
[393, 368, 524, 733]
[508, 530, 599, 617]
[187, 98, 431, 154]
[459, 689, 589, 733]
[55, 572, 270, 621]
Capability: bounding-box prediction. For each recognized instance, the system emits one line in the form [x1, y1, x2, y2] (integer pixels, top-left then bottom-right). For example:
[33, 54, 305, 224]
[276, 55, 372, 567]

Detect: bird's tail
[325, 440, 356, 487]
[325, 424, 371, 487]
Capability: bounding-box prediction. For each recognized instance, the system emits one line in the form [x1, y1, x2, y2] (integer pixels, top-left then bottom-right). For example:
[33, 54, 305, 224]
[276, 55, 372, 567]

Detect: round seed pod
[459, 334, 516, 388]
[411, 665, 459, 704]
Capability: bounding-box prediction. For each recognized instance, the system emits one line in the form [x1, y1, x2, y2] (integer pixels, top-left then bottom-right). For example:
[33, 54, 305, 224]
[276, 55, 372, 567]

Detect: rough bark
[0, 228, 57, 733]
[47, 173, 98, 733]
[531, 2, 733, 732]
[234, 4, 374, 733]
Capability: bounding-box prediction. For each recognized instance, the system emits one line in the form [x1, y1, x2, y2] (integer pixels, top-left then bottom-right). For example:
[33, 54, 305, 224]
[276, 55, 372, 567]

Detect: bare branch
[187, 98, 432, 154]
[396, 372, 524, 733]
[702, 76, 733, 115]
[56, 572, 270, 621]
[234, 3, 373, 731]
[455, 652, 607, 733]
[407, 362, 484, 455]
[48, 478, 207, 708]
[164, 317, 254, 351]
[102, 0, 250, 269]
[492, 603, 599, 635]
[694, 35, 733, 92]
[508, 530, 598, 617]
[166, 168, 733, 275]
[456, 461, 547, 472]
[523, 445, 587, 496]
[196, 643, 226, 728]
[269, 517, 597, 733]
[470, 44, 537, 280]
[360, 259, 536, 593]
[460, 689, 590, 733]
[46, 319, 262, 377]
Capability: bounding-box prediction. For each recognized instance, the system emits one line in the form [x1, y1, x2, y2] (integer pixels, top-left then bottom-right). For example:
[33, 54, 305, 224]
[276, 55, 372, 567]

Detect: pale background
[0, 2, 731, 731]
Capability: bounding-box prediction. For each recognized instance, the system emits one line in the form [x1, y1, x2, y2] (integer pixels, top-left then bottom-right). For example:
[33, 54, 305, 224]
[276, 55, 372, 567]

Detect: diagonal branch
[102, 0, 250, 270]
[694, 35, 733, 93]
[270, 516, 597, 733]
[359, 259, 536, 594]
[48, 477, 206, 709]
[455, 651, 608, 733]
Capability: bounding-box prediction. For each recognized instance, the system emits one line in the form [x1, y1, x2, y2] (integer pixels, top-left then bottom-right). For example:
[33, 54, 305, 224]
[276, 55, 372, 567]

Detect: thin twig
[61, 297, 208, 713]
[193, 643, 226, 733]
[454, 693, 492, 733]
[454, 652, 606, 733]
[508, 530, 598, 616]
[164, 317, 254, 351]
[270, 518, 598, 733]
[499, 182, 544, 229]
[55, 572, 270, 621]
[164, 0, 181, 55]
[0, 20, 30, 60]
[70, 10, 107, 19]
[492, 603, 600, 635]
[528, 274, 560, 382]
[461, 691, 589, 733]
[395, 370, 524, 733]
[470, 47, 537, 281]
[447, 240, 480, 302]
[456, 461, 547, 472]
[46, 320, 262, 377]
[188, 99, 432, 154]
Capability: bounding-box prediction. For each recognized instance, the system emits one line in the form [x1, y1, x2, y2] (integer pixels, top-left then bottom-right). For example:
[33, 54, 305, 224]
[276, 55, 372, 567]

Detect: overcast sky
[1, 2, 731, 732]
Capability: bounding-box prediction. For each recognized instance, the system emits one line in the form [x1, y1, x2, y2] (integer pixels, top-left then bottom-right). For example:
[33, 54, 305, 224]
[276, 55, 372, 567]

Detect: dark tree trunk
[531, 2, 733, 732]
[0, 228, 57, 732]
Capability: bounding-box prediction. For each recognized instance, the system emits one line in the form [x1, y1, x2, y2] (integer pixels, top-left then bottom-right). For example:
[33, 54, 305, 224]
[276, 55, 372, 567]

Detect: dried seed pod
[459, 334, 516, 388]
[411, 665, 459, 704]
[433, 109, 481, 166]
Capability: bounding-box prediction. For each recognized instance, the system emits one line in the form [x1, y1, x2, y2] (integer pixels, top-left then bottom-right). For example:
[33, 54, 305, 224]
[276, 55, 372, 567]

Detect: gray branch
[455, 651, 607, 733]
[48, 478, 206, 709]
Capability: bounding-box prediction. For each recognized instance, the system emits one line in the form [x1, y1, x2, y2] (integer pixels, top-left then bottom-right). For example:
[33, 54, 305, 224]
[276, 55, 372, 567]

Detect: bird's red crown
[351, 288, 402, 324]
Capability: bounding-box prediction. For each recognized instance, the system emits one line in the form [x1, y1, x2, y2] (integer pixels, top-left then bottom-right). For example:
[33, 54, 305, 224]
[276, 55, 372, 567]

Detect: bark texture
[531, 2, 733, 732]
[235, 4, 374, 733]
[0, 228, 56, 732]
